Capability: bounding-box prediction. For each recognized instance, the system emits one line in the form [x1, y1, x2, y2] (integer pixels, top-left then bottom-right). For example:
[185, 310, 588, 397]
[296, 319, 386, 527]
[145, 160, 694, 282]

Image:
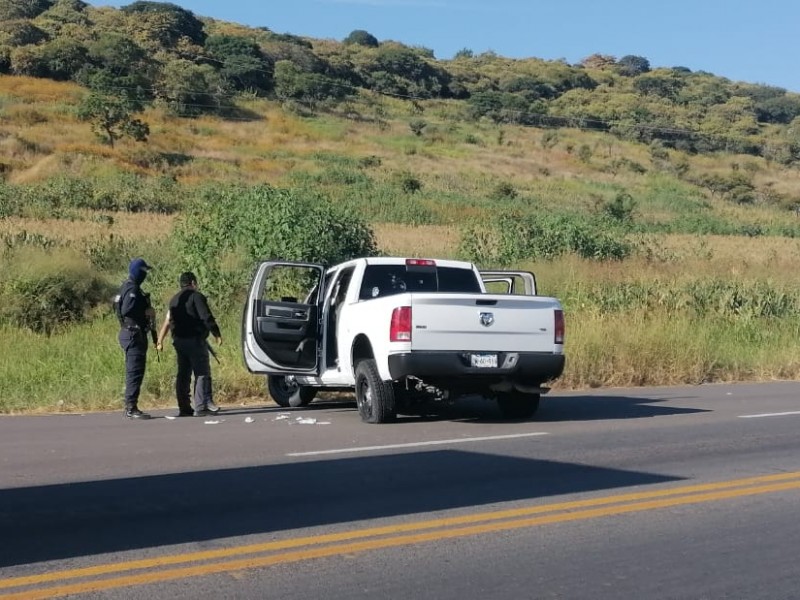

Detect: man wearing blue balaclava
[114, 257, 156, 419]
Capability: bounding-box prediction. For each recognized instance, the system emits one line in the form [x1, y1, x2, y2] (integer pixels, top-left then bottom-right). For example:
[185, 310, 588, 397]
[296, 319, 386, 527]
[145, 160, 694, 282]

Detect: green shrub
[0, 252, 114, 334]
[409, 119, 427, 136]
[460, 212, 632, 266]
[81, 235, 138, 271]
[601, 192, 637, 223]
[0, 182, 20, 217]
[173, 184, 377, 300]
[13, 174, 184, 214]
[337, 183, 439, 225]
[358, 155, 382, 168]
[395, 171, 422, 194]
[563, 279, 799, 320]
[317, 166, 372, 187]
[489, 181, 517, 201]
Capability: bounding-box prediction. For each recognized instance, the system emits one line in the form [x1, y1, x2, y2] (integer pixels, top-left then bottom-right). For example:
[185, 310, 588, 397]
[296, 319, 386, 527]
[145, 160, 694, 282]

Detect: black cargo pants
[173, 336, 212, 412]
[119, 327, 148, 411]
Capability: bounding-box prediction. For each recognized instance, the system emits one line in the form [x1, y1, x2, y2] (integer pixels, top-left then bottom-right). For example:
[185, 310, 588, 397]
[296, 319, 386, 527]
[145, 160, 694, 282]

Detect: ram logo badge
[479, 312, 495, 327]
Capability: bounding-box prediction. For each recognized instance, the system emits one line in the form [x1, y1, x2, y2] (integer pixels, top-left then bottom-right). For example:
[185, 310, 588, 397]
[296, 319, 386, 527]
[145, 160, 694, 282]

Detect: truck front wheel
[497, 392, 540, 420]
[267, 375, 317, 408]
[355, 359, 396, 424]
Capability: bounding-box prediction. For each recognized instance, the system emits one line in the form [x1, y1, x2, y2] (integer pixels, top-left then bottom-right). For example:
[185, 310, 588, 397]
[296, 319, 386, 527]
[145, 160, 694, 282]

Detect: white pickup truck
[242, 257, 565, 423]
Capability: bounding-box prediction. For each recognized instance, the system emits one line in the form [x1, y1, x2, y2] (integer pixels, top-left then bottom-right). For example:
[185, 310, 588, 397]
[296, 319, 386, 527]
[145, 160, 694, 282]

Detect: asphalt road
[1, 381, 799, 599]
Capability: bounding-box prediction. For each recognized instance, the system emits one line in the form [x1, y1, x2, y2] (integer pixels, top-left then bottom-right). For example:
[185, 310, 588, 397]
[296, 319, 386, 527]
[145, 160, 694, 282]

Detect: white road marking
[286, 432, 549, 457]
[738, 411, 800, 419]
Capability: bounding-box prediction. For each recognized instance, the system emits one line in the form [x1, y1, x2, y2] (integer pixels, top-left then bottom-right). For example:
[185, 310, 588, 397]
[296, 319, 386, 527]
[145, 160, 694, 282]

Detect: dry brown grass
[0, 76, 84, 103]
[0, 213, 175, 241]
[373, 223, 460, 257]
[349, 224, 800, 285]
[527, 234, 800, 291]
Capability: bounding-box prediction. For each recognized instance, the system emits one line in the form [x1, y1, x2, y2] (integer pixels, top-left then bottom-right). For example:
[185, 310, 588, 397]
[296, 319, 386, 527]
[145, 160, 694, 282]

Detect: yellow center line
[2, 472, 800, 600]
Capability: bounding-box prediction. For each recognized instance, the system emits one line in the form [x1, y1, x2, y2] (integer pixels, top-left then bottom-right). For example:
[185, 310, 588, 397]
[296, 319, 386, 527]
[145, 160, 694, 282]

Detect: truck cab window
[359, 265, 481, 299]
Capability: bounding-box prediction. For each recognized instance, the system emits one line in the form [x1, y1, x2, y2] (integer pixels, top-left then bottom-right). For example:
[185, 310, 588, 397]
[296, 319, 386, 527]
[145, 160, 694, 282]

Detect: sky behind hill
[88, 0, 800, 93]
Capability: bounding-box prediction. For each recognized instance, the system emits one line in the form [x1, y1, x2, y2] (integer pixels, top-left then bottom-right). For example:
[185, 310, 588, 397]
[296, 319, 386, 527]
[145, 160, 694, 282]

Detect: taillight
[390, 306, 412, 342]
[406, 258, 436, 267]
[554, 309, 565, 344]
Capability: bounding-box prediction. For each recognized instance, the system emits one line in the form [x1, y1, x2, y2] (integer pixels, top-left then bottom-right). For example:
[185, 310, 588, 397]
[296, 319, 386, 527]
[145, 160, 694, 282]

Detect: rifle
[207, 340, 220, 365]
[146, 313, 160, 362]
[144, 292, 159, 362]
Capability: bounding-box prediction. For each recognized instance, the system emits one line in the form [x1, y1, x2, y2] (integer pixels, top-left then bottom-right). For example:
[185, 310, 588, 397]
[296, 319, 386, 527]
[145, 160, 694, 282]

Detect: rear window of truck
[359, 265, 482, 300]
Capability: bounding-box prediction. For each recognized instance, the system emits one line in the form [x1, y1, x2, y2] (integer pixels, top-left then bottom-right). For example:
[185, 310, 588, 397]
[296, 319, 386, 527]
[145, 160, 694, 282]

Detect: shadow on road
[0, 450, 683, 567]
[391, 393, 711, 424]
[535, 394, 708, 422]
[214, 393, 710, 425]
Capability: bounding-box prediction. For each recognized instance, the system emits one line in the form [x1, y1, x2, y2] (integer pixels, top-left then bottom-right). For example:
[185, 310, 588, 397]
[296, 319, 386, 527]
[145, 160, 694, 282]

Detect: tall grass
[0, 312, 265, 414]
[3, 302, 798, 413]
[562, 310, 800, 389]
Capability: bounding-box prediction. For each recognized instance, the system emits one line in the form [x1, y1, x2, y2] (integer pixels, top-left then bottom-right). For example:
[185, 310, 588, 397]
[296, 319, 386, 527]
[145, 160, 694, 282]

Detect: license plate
[471, 353, 498, 368]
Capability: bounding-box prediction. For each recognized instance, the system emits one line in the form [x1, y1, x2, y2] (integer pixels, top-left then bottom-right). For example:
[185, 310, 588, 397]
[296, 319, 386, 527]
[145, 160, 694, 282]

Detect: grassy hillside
[2, 2, 800, 413]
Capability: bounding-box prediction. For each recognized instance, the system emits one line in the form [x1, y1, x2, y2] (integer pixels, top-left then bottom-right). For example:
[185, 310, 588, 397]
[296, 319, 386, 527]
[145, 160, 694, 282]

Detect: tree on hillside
[0, 20, 47, 46]
[37, 36, 87, 79]
[733, 83, 786, 103]
[343, 29, 378, 47]
[77, 80, 149, 148]
[261, 36, 327, 74]
[204, 34, 273, 93]
[155, 58, 231, 117]
[273, 59, 351, 108]
[580, 54, 616, 70]
[79, 33, 155, 96]
[616, 55, 650, 77]
[359, 44, 452, 98]
[120, 1, 206, 47]
[87, 32, 148, 74]
[0, 20, 43, 75]
[34, 0, 90, 36]
[633, 73, 685, 101]
[0, 0, 53, 20]
[677, 77, 730, 107]
[500, 76, 558, 100]
[755, 95, 800, 124]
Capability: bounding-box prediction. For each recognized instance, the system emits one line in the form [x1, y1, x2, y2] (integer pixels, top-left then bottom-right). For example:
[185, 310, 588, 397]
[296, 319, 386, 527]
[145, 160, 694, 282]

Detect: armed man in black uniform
[115, 258, 156, 420]
[156, 272, 222, 417]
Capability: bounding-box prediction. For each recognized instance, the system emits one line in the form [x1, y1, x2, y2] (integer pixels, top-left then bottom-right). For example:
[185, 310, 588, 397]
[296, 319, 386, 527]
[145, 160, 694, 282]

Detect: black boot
[125, 407, 151, 419]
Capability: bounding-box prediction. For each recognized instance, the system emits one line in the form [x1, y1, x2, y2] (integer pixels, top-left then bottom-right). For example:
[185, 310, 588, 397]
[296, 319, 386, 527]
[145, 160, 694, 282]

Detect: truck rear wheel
[267, 375, 317, 408]
[497, 392, 540, 420]
[355, 359, 396, 423]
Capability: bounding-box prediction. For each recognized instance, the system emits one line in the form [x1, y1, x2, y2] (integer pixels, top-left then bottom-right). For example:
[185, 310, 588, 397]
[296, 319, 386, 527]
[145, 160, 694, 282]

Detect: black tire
[497, 392, 540, 420]
[267, 375, 317, 408]
[355, 359, 396, 423]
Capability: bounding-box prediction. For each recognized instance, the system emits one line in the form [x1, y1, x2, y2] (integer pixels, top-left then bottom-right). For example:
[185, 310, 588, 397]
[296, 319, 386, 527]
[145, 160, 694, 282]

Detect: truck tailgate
[409, 294, 560, 352]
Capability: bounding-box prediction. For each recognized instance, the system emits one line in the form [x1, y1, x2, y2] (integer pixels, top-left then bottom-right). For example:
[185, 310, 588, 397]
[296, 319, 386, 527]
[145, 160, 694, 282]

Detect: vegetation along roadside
[2, 1, 800, 413]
